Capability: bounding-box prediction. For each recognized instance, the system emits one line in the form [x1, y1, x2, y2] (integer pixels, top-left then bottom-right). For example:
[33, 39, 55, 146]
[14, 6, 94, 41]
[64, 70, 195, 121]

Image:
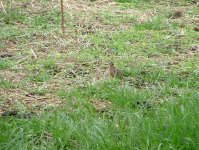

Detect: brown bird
[171, 10, 183, 19]
[193, 27, 199, 32]
[109, 62, 123, 79]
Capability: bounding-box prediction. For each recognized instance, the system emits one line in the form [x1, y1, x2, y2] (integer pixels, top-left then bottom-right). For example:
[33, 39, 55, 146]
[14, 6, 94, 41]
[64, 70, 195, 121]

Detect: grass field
[0, 0, 199, 149]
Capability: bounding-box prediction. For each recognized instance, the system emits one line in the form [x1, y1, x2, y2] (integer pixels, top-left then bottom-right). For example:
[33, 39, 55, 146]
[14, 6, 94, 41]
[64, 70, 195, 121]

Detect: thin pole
[60, 0, 65, 35]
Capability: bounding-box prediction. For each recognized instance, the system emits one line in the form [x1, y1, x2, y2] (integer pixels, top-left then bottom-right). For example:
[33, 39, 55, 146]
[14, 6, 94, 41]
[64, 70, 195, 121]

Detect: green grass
[114, 0, 150, 4]
[0, 9, 25, 24]
[0, 0, 199, 149]
[1, 92, 198, 149]
[0, 59, 13, 70]
[0, 78, 15, 89]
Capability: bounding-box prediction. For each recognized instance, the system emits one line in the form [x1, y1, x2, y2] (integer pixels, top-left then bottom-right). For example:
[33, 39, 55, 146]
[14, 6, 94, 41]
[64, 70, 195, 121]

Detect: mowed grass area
[0, 0, 199, 149]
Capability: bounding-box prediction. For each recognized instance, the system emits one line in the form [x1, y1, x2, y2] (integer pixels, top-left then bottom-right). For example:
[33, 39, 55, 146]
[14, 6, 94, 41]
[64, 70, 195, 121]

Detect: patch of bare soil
[0, 89, 62, 115]
[0, 70, 25, 83]
[64, 0, 157, 31]
[45, 61, 110, 92]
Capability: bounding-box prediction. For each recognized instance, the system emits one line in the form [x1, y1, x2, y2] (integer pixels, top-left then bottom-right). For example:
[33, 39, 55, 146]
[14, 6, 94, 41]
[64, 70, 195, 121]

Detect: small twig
[60, 0, 65, 35]
[16, 56, 29, 64]
[0, 1, 7, 14]
[30, 48, 38, 59]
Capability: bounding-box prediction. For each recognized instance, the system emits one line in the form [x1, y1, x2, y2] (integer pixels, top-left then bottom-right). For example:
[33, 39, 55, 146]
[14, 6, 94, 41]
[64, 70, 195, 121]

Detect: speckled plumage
[109, 62, 123, 79]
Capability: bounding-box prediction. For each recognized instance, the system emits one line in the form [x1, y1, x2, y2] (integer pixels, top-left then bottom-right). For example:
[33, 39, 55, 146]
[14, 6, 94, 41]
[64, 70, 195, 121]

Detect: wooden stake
[60, 0, 65, 35]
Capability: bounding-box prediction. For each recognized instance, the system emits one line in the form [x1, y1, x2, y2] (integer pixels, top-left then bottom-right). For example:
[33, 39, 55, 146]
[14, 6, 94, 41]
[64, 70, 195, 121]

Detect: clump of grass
[115, 0, 149, 3]
[24, 56, 61, 83]
[0, 60, 13, 70]
[135, 16, 167, 30]
[28, 87, 47, 96]
[0, 9, 25, 24]
[0, 77, 15, 89]
[30, 10, 60, 29]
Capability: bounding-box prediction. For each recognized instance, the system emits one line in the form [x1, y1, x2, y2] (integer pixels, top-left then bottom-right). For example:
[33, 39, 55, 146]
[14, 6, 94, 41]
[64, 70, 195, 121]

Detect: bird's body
[170, 10, 183, 19]
[194, 27, 199, 32]
[109, 62, 123, 79]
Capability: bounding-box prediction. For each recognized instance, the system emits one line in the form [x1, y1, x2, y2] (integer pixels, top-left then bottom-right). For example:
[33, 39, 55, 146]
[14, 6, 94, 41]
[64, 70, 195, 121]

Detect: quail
[194, 27, 199, 32]
[109, 62, 123, 79]
[171, 10, 183, 19]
